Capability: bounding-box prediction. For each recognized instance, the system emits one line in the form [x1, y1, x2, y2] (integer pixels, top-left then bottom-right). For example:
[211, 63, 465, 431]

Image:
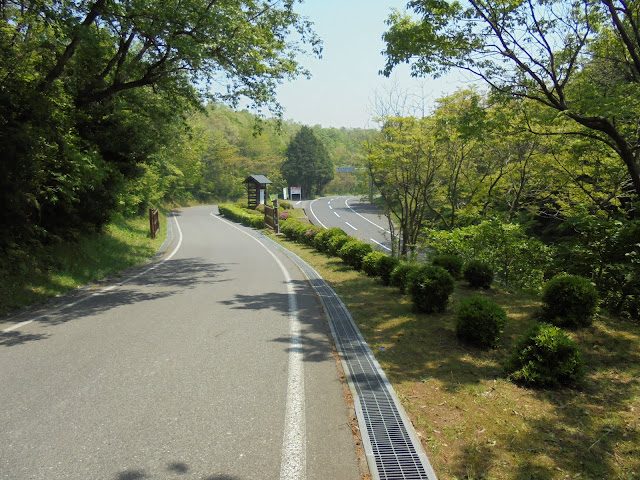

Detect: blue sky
[275, 0, 474, 129]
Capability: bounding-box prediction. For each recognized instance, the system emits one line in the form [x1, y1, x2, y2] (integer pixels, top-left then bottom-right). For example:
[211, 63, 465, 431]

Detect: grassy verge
[0, 212, 167, 318]
[270, 236, 640, 480]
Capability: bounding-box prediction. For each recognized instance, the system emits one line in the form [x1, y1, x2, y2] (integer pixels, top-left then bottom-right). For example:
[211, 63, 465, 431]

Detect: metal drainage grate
[265, 236, 438, 480]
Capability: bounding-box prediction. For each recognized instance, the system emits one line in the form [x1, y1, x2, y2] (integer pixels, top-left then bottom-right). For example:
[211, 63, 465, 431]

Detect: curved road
[0, 206, 360, 480]
[303, 196, 392, 253]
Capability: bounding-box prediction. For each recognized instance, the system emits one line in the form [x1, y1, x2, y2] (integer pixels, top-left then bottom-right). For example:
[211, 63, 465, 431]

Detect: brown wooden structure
[149, 208, 160, 239]
[242, 174, 273, 209]
[264, 199, 279, 234]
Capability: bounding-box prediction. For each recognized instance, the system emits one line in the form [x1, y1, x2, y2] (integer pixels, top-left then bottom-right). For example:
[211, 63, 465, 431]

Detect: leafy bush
[378, 255, 400, 286]
[327, 233, 351, 257]
[408, 265, 455, 313]
[362, 251, 387, 277]
[463, 260, 494, 289]
[551, 217, 639, 319]
[280, 218, 304, 240]
[541, 274, 599, 328]
[505, 322, 584, 389]
[218, 204, 265, 229]
[292, 222, 310, 242]
[389, 262, 419, 294]
[314, 227, 347, 253]
[456, 296, 507, 349]
[432, 254, 463, 279]
[426, 220, 553, 290]
[339, 239, 373, 270]
[301, 226, 323, 246]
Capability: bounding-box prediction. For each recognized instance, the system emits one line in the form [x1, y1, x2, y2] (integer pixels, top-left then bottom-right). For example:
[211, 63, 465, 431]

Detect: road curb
[261, 234, 438, 480]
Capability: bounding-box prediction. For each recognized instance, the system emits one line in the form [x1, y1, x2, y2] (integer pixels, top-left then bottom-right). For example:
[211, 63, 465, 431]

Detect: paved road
[0, 206, 360, 480]
[300, 196, 392, 252]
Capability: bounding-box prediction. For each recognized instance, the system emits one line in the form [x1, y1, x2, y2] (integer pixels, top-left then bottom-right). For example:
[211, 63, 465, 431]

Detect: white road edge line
[371, 238, 392, 251]
[308, 198, 327, 228]
[344, 197, 391, 233]
[345, 222, 357, 231]
[211, 213, 306, 480]
[2, 214, 184, 334]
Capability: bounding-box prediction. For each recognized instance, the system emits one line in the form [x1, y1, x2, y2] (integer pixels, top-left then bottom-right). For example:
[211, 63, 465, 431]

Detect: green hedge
[456, 296, 507, 349]
[541, 274, 599, 329]
[505, 322, 584, 389]
[218, 204, 265, 229]
[362, 251, 387, 277]
[338, 239, 373, 270]
[408, 265, 455, 313]
[314, 227, 347, 253]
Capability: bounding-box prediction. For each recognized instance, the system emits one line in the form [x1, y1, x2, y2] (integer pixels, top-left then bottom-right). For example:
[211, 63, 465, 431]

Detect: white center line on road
[344, 197, 391, 234]
[1, 214, 184, 334]
[371, 238, 392, 251]
[334, 211, 340, 218]
[329, 205, 333, 210]
[211, 213, 306, 480]
[345, 222, 357, 231]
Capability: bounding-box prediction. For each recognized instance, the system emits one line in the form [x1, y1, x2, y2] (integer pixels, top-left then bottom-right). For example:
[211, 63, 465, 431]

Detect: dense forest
[2, 0, 638, 319]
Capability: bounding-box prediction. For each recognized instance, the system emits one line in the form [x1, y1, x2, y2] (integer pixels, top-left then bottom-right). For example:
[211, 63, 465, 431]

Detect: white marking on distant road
[1, 214, 184, 334]
[295, 201, 301, 206]
[345, 197, 390, 233]
[212, 213, 306, 480]
[371, 238, 392, 251]
[345, 222, 357, 231]
[334, 211, 340, 218]
[329, 205, 333, 210]
[308, 198, 327, 228]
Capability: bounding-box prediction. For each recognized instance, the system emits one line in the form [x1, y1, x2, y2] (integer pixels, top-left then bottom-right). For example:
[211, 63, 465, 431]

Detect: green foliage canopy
[382, 0, 640, 199]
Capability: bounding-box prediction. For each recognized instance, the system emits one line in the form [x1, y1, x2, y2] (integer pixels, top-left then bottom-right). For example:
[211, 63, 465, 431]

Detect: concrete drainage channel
[264, 235, 438, 480]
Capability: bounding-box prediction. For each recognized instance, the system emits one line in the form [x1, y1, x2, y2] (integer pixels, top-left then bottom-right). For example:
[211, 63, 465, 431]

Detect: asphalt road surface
[0, 206, 361, 480]
[301, 196, 392, 253]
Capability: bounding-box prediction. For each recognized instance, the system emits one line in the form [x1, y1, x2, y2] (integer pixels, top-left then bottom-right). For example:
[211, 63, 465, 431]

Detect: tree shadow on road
[115, 461, 244, 479]
[219, 280, 338, 364]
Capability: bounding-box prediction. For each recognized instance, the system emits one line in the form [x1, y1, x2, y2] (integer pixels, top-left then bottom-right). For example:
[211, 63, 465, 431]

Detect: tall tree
[281, 126, 334, 198]
[367, 116, 441, 257]
[382, 0, 640, 200]
[0, 0, 320, 249]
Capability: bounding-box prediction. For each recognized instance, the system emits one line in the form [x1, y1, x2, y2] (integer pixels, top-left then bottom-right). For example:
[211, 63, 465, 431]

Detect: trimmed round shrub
[315, 227, 347, 253]
[301, 225, 323, 246]
[505, 322, 583, 389]
[390, 262, 418, 294]
[456, 296, 507, 349]
[362, 251, 387, 277]
[408, 265, 455, 313]
[280, 219, 305, 240]
[432, 254, 463, 279]
[378, 255, 400, 286]
[327, 233, 351, 257]
[541, 274, 599, 329]
[339, 239, 373, 270]
[463, 260, 494, 289]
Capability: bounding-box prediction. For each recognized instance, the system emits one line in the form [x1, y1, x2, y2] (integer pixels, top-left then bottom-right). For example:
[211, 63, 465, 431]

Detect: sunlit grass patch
[271, 235, 640, 480]
[0, 212, 166, 318]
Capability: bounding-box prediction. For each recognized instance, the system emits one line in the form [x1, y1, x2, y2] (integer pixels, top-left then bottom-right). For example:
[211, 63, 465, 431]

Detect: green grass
[0, 212, 166, 318]
[270, 235, 640, 480]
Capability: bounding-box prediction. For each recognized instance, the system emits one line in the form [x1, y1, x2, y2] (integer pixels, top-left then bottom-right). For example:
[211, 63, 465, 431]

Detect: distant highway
[297, 195, 393, 252]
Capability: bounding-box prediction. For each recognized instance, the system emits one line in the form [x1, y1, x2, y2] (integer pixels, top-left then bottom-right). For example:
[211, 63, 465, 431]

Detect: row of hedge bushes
[218, 204, 265, 229]
[219, 208, 592, 390]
